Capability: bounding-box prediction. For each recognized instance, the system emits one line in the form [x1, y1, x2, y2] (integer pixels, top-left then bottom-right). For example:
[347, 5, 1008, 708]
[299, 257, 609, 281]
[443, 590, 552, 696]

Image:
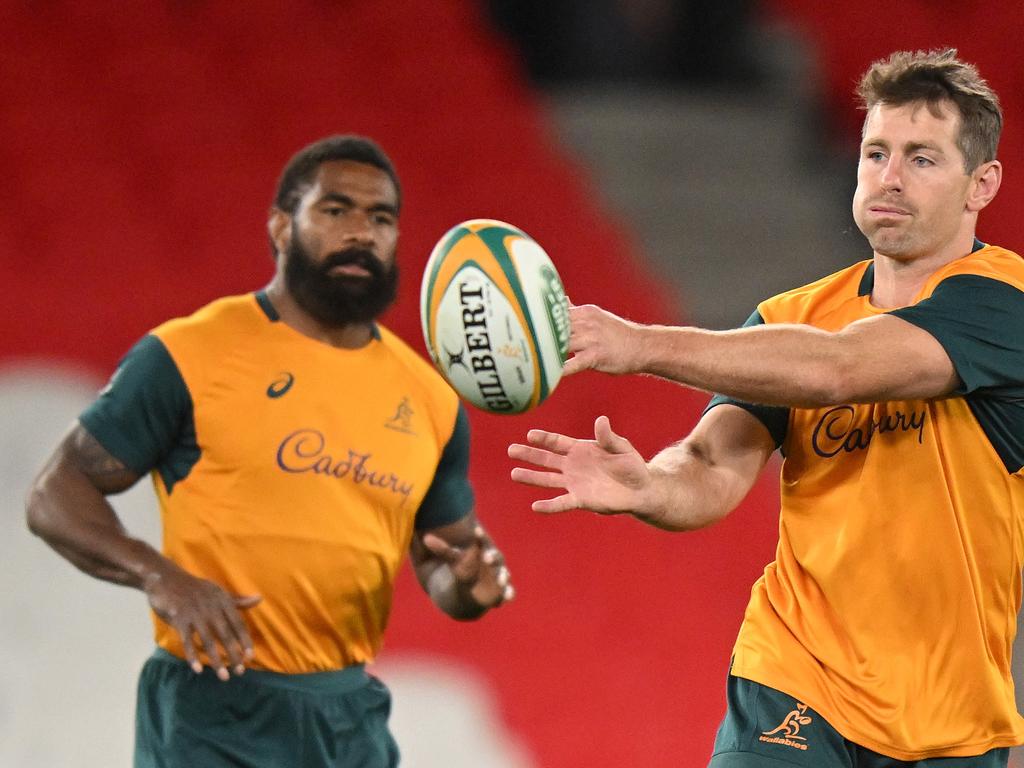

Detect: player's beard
[284, 231, 399, 327]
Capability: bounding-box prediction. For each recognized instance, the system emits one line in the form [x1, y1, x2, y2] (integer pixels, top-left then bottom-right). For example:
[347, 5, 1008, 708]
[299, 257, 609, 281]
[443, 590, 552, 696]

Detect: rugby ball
[420, 219, 570, 414]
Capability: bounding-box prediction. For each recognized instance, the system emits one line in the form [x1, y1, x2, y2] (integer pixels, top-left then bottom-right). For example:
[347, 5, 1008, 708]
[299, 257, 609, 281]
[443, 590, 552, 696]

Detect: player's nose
[879, 156, 903, 192]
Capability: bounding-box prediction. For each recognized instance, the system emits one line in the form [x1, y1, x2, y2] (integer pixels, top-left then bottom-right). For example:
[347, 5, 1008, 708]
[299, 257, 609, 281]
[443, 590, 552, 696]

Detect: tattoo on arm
[66, 425, 140, 494]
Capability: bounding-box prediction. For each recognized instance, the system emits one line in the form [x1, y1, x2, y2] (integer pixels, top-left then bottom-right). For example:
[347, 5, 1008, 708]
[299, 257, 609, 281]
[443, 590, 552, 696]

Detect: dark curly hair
[273, 134, 401, 215]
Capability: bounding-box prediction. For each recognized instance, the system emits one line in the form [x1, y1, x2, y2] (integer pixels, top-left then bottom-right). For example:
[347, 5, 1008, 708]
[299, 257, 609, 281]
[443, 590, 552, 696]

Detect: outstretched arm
[26, 423, 260, 680]
[509, 405, 775, 531]
[565, 304, 958, 407]
[410, 513, 514, 621]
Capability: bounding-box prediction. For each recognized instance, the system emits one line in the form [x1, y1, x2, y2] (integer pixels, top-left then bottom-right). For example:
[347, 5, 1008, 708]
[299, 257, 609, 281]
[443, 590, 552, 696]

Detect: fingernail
[217, 667, 229, 681]
[191, 662, 202, 674]
[235, 665, 246, 676]
[245, 648, 254, 659]
[483, 550, 497, 564]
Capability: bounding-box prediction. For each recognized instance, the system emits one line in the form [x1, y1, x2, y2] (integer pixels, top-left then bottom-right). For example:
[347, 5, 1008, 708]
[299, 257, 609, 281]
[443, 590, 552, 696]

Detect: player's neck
[263, 280, 375, 349]
[869, 232, 977, 309]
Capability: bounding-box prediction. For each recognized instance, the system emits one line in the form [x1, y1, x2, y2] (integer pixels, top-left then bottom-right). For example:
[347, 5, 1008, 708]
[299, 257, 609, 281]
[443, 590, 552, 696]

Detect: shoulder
[375, 323, 461, 420]
[927, 245, 1024, 293]
[147, 293, 268, 388]
[152, 292, 266, 339]
[758, 260, 872, 324]
[152, 293, 266, 352]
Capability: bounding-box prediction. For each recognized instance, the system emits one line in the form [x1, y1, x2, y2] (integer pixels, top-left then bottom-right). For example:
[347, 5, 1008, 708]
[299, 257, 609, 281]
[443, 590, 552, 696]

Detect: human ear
[967, 160, 1002, 212]
[267, 208, 291, 258]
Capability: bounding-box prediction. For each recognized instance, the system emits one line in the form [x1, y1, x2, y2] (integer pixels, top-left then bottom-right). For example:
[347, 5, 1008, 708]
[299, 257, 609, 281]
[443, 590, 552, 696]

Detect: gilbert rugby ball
[421, 219, 570, 414]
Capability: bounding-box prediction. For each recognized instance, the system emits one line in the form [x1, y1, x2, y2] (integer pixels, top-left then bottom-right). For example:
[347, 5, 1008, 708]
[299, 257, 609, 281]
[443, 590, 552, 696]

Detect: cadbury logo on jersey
[811, 405, 927, 458]
[276, 429, 414, 503]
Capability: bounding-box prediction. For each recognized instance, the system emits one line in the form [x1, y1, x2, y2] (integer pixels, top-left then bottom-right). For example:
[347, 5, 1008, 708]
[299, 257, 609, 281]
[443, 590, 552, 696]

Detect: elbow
[25, 492, 47, 539]
[693, 504, 733, 531]
[640, 496, 732, 532]
[25, 477, 59, 541]
[676, 503, 732, 532]
[643, 507, 728, 533]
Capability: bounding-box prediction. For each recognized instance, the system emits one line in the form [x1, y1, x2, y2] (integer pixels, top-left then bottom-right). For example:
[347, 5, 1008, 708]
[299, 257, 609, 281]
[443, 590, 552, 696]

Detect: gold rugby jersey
[81, 292, 472, 673]
[708, 242, 1024, 759]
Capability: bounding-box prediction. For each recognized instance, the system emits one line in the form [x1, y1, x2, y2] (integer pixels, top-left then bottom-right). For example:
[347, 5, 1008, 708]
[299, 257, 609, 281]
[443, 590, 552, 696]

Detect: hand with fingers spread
[142, 562, 261, 681]
[415, 522, 514, 621]
[508, 415, 658, 517]
[563, 304, 645, 377]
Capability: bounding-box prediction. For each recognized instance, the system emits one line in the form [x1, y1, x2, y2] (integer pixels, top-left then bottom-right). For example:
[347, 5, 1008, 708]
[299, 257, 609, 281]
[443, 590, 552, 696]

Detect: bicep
[27, 423, 142, 543]
[883, 274, 1024, 398]
[837, 314, 958, 402]
[33, 422, 142, 499]
[62, 422, 143, 493]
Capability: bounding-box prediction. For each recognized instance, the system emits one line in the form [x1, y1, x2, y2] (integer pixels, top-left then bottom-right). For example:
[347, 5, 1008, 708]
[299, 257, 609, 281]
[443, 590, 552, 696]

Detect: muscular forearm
[623, 311, 958, 407]
[632, 323, 849, 407]
[632, 441, 751, 532]
[27, 465, 172, 589]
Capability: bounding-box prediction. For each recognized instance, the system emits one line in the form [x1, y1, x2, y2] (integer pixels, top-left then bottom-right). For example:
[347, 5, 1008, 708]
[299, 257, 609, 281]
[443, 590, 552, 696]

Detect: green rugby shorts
[709, 674, 1009, 768]
[134, 648, 399, 768]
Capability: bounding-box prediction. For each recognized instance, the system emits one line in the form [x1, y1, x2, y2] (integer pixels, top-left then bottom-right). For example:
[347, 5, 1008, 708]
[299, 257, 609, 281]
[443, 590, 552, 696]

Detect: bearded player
[27, 135, 513, 768]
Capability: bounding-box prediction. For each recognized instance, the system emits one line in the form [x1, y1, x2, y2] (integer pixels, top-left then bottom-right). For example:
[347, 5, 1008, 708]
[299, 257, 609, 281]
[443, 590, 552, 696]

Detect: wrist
[134, 547, 180, 592]
[622, 321, 649, 373]
[631, 465, 675, 530]
[626, 322, 676, 375]
[634, 324, 697, 380]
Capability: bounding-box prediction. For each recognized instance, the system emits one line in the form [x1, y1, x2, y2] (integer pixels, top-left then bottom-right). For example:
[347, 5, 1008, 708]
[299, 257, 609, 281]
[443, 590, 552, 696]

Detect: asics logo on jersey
[267, 372, 295, 398]
[811, 405, 926, 458]
[759, 702, 812, 751]
[275, 429, 414, 503]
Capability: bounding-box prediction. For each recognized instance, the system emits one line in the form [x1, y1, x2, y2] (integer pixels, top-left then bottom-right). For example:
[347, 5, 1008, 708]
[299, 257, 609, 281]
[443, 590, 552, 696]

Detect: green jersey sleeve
[79, 334, 199, 491]
[415, 403, 474, 530]
[888, 274, 1024, 395]
[890, 274, 1024, 472]
[703, 309, 790, 449]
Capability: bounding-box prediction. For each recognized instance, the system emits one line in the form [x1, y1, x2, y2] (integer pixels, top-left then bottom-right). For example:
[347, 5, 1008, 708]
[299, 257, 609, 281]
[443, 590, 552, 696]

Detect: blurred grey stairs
[544, 26, 865, 328]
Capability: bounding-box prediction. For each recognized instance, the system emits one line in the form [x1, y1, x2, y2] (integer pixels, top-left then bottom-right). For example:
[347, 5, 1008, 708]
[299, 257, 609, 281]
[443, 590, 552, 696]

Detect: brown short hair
[856, 48, 1002, 172]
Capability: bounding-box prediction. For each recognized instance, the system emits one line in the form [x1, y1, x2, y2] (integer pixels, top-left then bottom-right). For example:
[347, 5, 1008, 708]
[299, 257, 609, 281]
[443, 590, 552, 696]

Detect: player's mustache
[321, 248, 384, 276]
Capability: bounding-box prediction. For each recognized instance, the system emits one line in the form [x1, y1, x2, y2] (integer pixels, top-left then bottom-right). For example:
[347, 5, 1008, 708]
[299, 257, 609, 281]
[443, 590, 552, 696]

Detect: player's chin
[866, 232, 914, 258]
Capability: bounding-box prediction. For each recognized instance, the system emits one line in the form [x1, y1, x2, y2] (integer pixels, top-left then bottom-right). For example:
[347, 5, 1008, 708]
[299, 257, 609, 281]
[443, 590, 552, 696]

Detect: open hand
[508, 415, 653, 515]
[143, 563, 261, 681]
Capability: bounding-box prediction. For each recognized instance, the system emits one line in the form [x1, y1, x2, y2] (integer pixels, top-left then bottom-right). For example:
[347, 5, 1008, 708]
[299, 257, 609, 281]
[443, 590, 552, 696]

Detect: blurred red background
[3, 2, 1020, 766]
